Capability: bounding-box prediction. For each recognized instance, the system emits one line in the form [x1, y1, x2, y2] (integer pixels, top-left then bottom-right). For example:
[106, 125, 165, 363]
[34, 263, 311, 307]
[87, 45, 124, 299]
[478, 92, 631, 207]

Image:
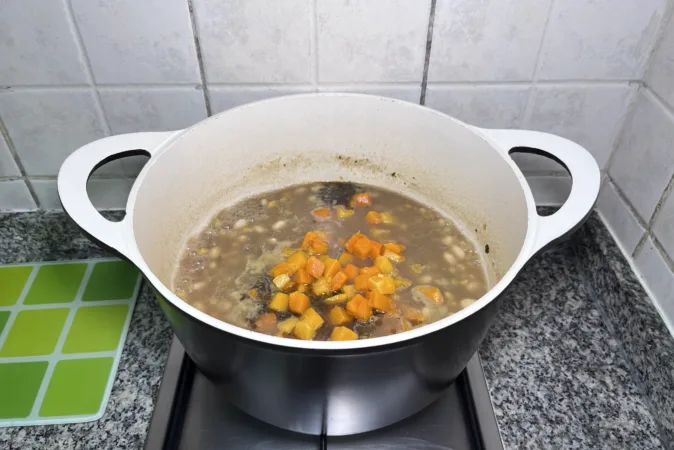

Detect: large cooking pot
[57, 94, 599, 435]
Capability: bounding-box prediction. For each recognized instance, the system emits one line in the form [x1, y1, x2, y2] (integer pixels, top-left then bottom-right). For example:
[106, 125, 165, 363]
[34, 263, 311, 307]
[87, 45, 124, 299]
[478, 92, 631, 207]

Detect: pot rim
[125, 93, 540, 350]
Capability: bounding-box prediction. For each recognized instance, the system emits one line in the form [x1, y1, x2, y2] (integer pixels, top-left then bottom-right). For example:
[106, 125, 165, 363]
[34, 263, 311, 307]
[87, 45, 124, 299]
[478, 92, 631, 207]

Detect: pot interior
[130, 94, 529, 297]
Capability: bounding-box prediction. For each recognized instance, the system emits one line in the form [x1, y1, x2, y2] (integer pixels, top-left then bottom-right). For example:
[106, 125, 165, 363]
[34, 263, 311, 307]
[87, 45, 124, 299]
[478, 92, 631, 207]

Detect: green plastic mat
[0, 258, 141, 427]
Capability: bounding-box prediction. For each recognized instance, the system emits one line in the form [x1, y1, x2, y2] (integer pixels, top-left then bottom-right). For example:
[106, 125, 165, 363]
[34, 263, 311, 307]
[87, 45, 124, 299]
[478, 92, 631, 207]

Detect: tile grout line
[632, 171, 674, 260]
[604, 82, 643, 172]
[419, 0, 437, 105]
[310, 0, 319, 87]
[61, 0, 111, 136]
[27, 261, 95, 419]
[643, 82, 674, 118]
[186, 0, 212, 117]
[0, 114, 40, 207]
[519, 0, 557, 128]
[0, 266, 38, 352]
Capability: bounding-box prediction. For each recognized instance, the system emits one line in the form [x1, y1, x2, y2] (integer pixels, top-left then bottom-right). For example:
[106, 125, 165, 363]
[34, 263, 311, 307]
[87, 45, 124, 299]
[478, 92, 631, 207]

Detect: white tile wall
[193, 0, 312, 83]
[86, 178, 133, 210]
[425, 85, 529, 128]
[609, 90, 674, 221]
[71, 0, 200, 84]
[0, 138, 20, 178]
[525, 175, 571, 206]
[517, 84, 636, 171]
[635, 238, 674, 327]
[537, 0, 666, 80]
[0, 0, 87, 86]
[428, 0, 551, 82]
[0, 180, 36, 211]
[596, 178, 646, 254]
[653, 189, 674, 261]
[99, 88, 207, 134]
[0, 90, 106, 176]
[646, 12, 674, 107]
[317, 0, 430, 82]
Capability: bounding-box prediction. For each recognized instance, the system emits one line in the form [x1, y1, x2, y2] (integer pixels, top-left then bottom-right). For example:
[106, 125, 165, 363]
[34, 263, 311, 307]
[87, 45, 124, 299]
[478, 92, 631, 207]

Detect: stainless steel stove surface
[144, 337, 504, 450]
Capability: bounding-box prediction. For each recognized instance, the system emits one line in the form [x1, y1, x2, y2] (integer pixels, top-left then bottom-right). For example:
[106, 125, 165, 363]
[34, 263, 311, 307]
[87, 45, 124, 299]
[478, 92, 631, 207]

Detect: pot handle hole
[57, 131, 180, 260]
[478, 129, 601, 255]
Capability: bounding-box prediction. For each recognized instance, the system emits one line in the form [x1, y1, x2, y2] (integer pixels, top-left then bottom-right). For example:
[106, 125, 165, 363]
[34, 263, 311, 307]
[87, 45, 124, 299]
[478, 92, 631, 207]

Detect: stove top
[144, 337, 503, 450]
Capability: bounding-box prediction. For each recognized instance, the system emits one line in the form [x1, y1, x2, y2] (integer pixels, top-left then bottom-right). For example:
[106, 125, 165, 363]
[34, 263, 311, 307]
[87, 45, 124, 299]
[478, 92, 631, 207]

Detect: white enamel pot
[58, 94, 600, 435]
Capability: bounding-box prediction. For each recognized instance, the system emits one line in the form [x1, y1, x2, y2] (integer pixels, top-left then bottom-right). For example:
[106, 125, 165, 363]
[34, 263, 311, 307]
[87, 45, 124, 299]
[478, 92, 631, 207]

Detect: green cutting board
[0, 258, 141, 426]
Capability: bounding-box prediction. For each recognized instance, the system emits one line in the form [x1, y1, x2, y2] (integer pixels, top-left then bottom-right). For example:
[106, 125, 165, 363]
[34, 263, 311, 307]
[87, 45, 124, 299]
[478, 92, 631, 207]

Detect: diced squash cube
[354, 274, 370, 291]
[351, 192, 372, 208]
[324, 293, 348, 305]
[343, 285, 356, 300]
[329, 307, 352, 325]
[301, 231, 320, 250]
[254, 313, 277, 334]
[318, 255, 330, 262]
[324, 258, 342, 278]
[293, 320, 316, 340]
[271, 262, 294, 277]
[383, 249, 405, 263]
[346, 294, 372, 321]
[402, 305, 424, 324]
[367, 291, 393, 312]
[305, 256, 325, 278]
[302, 231, 329, 255]
[287, 251, 308, 272]
[367, 275, 396, 295]
[312, 208, 331, 219]
[369, 240, 383, 260]
[297, 283, 309, 293]
[365, 211, 382, 224]
[375, 255, 395, 275]
[269, 292, 289, 312]
[335, 206, 355, 219]
[352, 236, 372, 259]
[338, 252, 353, 266]
[289, 291, 311, 314]
[384, 242, 405, 254]
[277, 316, 299, 334]
[331, 271, 348, 291]
[360, 266, 381, 276]
[330, 326, 358, 341]
[273, 274, 291, 289]
[343, 263, 360, 280]
[295, 268, 313, 284]
[301, 307, 324, 330]
[345, 233, 365, 253]
[312, 277, 331, 296]
[414, 285, 444, 304]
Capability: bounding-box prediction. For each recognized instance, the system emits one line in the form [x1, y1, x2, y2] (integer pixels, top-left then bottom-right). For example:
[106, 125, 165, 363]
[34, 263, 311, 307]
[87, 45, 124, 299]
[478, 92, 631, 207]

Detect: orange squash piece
[351, 192, 372, 208]
[367, 291, 393, 312]
[415, 286, 444, 304]
[345, 233, 365, 253]
[286, 251, 308, 272]
[289, 291, 311, 314]
[384, 242, 405, 254]
[310, 239, 329, 255]
[293, 320, 316, 340]
[329, 306, 352, 325]
[343, 263, 360, 280]
[369, 240, 383, 260]
[305, 256, 325, 278]
[254, 313, 277, 334]
[269, 292, 289, 312]
[338, 252, 353, 266]
[323, 258, 342, 278]
[312, 208, 332, 219]
[360, 266, 381, 276]
[270, 262, 294, 277]
[330, 326, 358, 341]
[354, 274, 370, 291]
[367, 274, 396, 295]
[365, 211, 382, 224]
[302, 231, 319, 250]
[331, 271, 348, 291]
[295, 268, 313, 285]
[346, 294, 372, 321]
[352, 236, 372, 259]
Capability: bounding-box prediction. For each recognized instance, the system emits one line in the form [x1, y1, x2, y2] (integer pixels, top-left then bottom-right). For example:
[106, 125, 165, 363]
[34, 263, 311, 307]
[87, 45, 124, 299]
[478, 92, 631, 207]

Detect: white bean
[442, 236, 454, 246]
[452, 245, 466, 260]
[260, 199, 268, 206]
[419, 274, 433, 284]
[460, 298, 476, 308]
[208, 246, 222, 259]
[237, 235, 249, 243]
[253, 225, 267, 233]
[443, 251, 457, 265]
[234, 219, 248, 229]
[208, 261, 218, 270]
[272, 220, 287, 231]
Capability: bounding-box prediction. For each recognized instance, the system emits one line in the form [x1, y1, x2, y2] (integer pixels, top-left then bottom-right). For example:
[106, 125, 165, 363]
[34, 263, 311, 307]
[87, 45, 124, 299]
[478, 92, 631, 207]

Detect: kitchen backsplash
[0, 1, 673, 325]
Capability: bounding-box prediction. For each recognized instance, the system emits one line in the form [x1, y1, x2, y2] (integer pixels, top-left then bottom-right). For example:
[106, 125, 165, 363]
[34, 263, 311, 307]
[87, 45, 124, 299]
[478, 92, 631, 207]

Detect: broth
[173, 182, 488, 341]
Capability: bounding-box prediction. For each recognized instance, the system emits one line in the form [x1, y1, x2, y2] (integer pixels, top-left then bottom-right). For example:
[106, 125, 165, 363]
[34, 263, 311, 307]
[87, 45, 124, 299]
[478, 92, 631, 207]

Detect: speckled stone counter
[0, 210, 671, 450]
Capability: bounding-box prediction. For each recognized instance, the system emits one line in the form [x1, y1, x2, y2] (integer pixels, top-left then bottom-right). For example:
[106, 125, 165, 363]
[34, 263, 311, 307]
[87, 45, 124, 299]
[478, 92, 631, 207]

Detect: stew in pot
[173, 182, 488, 341]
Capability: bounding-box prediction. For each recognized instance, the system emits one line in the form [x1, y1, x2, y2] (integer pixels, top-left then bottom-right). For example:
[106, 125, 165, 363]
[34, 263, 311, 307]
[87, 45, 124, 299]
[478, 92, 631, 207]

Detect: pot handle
[478, 129, 600, 255]
[57, 131, 179, 260]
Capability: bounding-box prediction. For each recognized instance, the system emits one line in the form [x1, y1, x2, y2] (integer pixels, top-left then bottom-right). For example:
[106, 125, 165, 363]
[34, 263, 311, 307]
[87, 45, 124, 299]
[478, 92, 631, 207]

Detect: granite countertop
[0, 210, 671, 450]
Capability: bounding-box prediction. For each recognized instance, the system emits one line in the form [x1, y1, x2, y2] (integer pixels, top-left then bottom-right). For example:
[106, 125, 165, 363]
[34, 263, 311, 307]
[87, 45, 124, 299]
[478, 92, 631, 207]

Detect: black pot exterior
[154, 287, 503, 436]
